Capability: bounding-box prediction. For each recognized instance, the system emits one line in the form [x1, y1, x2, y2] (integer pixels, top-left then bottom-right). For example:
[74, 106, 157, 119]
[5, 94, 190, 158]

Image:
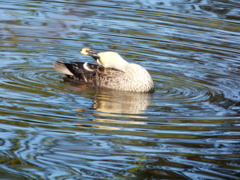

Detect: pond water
[1, 0, 240, 179]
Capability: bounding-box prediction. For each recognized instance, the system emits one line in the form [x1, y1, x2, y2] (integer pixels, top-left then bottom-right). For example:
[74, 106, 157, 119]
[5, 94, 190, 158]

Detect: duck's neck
[117, 58, 129, 71]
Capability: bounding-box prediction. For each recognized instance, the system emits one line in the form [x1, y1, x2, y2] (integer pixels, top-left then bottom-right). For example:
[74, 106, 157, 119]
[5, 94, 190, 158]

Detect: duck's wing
[54, 61, 98, 82]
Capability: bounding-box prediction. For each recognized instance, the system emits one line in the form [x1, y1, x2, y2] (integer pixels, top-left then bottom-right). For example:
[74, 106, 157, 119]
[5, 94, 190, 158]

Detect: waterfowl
[53, 48, 154, 92]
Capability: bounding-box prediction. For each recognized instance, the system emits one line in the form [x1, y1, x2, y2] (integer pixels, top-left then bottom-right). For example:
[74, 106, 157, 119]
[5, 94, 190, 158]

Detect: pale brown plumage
[53, 48, 154, 92]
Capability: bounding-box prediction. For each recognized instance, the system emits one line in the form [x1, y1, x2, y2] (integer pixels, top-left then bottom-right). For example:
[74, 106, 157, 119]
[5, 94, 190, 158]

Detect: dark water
[1, 0, 240, 179]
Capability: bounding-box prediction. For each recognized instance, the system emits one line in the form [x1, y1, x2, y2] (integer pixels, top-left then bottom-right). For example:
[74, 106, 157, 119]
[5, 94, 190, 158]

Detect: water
[1, 0, 240, 179]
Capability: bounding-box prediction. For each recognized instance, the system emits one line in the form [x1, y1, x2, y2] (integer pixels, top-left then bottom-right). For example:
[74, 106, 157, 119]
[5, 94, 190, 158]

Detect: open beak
[80, 48, 99, 60]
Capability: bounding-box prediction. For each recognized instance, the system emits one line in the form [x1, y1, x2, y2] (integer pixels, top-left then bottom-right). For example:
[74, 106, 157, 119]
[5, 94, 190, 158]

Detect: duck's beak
[80, 48, 99, 60]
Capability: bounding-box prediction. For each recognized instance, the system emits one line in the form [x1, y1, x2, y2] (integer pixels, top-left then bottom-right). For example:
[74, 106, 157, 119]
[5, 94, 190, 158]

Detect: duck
[53, 48, 154, 92]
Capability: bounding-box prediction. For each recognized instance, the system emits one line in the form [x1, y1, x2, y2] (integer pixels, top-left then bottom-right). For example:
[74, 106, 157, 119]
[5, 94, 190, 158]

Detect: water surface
[1, 0, 240, 179]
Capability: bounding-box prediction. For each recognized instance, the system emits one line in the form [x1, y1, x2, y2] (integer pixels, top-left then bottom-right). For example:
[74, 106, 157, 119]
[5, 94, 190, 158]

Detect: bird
[53, 48, 154, 92]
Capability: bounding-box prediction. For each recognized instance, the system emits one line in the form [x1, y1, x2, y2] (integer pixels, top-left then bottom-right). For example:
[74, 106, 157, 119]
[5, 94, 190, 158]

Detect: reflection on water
[77, 88, 150, 131]
[63, 78, 153, 114]
[93, 88, 152, 114]
[1, 0, 240, 179]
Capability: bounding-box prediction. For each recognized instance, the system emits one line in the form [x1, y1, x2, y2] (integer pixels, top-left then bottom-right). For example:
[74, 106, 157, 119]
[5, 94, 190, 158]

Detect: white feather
[83, 62, 94, 72]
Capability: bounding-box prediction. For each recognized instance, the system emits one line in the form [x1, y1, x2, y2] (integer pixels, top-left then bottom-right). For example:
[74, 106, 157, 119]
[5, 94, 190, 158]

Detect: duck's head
[81, 48, 128, 72]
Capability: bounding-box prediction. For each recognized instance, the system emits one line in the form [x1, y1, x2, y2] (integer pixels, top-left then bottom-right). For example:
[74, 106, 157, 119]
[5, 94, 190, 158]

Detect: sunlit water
[1, 0, 240, 179]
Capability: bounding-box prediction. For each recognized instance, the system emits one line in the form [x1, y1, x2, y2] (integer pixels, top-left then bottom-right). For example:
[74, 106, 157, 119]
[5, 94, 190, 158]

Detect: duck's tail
[53, 61, 74, 76]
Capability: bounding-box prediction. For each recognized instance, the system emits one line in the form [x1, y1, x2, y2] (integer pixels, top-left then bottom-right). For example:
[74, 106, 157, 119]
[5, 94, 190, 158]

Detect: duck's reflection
[92, 89, 152, 130]
[93, 88, 153, 114]
[63, 79, 153, 130]
[75, 87, 153, 131]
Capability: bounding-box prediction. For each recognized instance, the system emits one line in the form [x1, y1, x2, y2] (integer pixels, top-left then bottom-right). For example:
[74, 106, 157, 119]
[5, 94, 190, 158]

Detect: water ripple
[1, 0, 240, 179]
